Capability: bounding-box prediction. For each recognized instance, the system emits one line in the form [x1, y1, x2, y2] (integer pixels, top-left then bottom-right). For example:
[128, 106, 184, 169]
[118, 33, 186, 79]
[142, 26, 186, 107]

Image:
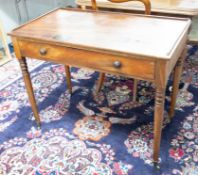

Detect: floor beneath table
[0, 46, 197, 175]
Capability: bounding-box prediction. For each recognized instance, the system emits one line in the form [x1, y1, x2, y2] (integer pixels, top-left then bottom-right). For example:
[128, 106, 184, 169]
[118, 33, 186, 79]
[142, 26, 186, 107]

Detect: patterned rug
[0, 55, 43, 90]
[0, 46, 198, 175]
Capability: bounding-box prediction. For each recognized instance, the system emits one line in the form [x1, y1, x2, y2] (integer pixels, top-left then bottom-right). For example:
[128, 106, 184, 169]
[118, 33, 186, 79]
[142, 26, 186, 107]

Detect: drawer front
[18, 40, 155, 80]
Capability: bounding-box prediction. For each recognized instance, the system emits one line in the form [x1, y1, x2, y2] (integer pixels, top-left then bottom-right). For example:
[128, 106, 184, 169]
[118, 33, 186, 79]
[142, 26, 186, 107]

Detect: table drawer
[18, 40, 155, 80]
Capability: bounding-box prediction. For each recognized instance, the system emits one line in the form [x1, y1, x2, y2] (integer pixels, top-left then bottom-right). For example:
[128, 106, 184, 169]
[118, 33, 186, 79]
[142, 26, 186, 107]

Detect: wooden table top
[9, 8, 190, 59]
[76, 0, 198, 16]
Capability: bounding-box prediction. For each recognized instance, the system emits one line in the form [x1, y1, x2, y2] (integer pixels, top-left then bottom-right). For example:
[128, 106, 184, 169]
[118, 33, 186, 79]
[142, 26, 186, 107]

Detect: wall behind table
[0, 0, 76, 45]
[26, 0, 76, 20]
[0, 0, 19, 44]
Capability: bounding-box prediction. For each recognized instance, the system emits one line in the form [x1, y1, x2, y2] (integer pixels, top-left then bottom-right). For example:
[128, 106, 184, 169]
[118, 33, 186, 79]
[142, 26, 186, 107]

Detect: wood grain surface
[9, 8, 191, 60]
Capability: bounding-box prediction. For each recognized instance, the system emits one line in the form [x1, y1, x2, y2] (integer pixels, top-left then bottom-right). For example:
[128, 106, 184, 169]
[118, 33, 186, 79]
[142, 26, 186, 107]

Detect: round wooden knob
[39, 48, 47, 55]
[113, 61, 121, 68]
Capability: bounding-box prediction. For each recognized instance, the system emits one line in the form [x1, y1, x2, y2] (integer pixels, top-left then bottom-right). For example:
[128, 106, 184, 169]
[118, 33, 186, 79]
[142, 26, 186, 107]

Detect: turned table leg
[19, 57, 41, 127]
[65, 65, 72, 94]
[153, 87, 165, 164]
[169, 48, 187, 118]
[96, 72, 105, 93]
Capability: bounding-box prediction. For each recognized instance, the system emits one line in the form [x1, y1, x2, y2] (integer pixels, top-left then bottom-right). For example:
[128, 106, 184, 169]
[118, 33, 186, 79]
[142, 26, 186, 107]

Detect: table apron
[18, 39, 156, 81]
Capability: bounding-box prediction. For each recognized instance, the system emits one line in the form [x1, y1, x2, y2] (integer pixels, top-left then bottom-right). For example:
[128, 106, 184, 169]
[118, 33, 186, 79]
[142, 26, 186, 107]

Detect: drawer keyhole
[113, 61, 121, 68]
[39, 48, 47, 55]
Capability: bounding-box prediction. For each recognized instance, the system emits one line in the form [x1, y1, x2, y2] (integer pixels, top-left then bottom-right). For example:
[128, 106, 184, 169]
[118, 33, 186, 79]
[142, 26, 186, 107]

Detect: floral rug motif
[0, 128, 132, 175]
[0, 56, 43, 91]
[73, 115, 111, 141]
[0, 46, 198, 175]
